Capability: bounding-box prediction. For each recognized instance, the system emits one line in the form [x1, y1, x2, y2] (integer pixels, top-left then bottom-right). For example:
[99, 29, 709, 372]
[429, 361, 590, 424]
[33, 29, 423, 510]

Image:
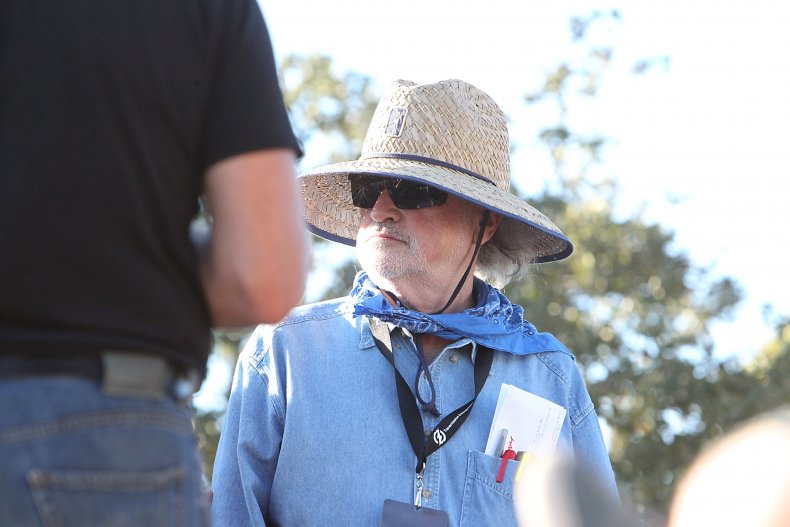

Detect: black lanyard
[369, 318, 493, 474]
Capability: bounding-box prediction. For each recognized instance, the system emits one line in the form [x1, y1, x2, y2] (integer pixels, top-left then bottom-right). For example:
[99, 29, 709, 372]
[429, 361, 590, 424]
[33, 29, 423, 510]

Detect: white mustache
[366, 223, 410, 244]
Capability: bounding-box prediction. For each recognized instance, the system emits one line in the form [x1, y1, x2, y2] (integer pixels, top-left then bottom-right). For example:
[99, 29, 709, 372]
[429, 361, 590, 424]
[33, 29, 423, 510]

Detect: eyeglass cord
[385, 210, 491, 418]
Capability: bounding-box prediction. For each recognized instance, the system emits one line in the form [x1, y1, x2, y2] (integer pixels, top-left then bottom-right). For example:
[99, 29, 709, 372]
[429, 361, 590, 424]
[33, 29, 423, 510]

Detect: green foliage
[281, 54, 378, 163]
[510, 11, 788, 519]
[507, 178, 744, 511]
[194, 408, 222, 482]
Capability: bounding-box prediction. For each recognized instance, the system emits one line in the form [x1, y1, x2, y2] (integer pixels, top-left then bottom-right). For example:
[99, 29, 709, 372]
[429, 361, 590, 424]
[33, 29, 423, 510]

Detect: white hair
[474, 218, 538, 289]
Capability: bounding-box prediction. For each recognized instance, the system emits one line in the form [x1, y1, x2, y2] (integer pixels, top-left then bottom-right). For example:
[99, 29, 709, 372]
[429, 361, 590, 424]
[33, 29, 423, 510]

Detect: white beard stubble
[356, 221, 472, 296]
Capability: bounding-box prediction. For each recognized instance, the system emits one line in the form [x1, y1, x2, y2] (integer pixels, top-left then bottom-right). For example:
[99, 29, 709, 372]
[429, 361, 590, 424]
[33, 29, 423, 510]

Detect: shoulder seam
[533, 351, 591, 427]
[245, 332, 285, 425]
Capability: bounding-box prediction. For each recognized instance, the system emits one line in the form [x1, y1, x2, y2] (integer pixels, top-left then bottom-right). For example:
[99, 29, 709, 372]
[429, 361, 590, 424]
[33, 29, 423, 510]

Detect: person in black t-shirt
[0, 0, 307, 524]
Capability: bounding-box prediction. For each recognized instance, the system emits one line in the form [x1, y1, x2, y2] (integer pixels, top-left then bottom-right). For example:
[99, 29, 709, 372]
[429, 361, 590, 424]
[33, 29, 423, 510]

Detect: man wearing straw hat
[212, 79, 617, 526]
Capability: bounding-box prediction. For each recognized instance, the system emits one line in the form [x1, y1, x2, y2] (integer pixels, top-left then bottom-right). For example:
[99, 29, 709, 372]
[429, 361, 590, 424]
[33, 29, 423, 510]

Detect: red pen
[496, 435, 516, 483]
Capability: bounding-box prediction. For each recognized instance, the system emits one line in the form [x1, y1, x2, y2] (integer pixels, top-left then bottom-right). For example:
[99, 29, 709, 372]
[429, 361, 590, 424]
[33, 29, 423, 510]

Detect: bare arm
[200, 148, 309, 328]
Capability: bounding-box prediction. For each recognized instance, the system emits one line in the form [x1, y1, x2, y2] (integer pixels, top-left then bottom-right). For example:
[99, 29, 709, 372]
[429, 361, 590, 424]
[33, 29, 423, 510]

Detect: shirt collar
[358, 315, 376, 351]
[360, 317, 480, 362]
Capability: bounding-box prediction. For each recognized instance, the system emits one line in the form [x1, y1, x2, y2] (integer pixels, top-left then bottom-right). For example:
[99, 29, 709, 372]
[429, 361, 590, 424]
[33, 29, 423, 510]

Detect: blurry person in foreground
[515, 455, 639, 527]
[668, 407, 790, 527]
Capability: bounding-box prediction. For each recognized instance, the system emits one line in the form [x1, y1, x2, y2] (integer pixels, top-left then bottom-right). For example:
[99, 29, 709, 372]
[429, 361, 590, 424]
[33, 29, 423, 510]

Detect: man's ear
[482, 211, 503, 244]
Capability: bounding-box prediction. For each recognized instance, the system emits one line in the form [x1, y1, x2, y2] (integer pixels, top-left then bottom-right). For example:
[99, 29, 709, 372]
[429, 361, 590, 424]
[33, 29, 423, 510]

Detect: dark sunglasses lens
[348, 175, 448, 209]
[349, 175, 382, 208]
[390, 180, 448, 209]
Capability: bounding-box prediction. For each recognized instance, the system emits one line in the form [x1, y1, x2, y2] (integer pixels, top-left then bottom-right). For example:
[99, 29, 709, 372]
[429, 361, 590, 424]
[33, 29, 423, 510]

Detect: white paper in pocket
[483, 384, 567, 457]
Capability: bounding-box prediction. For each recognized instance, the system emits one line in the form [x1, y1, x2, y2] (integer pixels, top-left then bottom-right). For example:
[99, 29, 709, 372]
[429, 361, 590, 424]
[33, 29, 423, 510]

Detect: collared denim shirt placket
[390, 327, 478, 513]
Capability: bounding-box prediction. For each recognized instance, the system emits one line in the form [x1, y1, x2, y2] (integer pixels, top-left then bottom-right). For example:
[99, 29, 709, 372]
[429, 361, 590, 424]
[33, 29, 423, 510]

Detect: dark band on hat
[361, 153, 496, 186]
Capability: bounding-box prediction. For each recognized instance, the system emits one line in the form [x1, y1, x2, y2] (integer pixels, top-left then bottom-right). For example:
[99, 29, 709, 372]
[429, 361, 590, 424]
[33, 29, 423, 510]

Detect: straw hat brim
[300, 157, 573, 263]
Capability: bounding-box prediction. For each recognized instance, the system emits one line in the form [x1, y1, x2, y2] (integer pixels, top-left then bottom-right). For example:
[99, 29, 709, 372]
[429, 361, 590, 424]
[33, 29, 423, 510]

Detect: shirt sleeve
[211, 327, 283, 526]
[202, 0, 301, 170]
[568, 366, 619, 499]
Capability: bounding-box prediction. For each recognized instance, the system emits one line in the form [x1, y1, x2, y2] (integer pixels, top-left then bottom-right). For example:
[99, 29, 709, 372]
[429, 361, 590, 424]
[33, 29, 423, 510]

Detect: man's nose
[368, 187, 402, 223]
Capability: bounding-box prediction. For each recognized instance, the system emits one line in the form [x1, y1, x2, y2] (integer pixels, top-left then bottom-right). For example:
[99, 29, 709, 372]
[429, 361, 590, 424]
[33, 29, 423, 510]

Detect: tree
[280, 54, 378, 164]
[509, 10, 789, 521]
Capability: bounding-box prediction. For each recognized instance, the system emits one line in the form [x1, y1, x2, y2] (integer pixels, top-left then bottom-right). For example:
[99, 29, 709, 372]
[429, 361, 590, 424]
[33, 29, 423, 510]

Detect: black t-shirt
[0, 0, 300, 375]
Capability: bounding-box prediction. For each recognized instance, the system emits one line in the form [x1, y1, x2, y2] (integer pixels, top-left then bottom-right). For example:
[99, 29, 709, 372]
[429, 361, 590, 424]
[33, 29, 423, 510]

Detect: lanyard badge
[381, 499, 449, 527]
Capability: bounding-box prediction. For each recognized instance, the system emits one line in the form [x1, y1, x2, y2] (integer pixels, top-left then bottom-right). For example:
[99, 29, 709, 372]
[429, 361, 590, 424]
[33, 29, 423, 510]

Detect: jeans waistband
[0, 351, 200, 401]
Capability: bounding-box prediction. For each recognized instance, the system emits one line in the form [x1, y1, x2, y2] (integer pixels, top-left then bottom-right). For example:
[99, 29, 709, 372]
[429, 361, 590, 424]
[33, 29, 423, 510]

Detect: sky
[196, 0, 790, 407]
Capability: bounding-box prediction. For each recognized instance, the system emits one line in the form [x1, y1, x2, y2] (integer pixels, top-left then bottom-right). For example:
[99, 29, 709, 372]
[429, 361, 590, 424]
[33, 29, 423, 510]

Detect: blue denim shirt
[211, 298, 617, 526]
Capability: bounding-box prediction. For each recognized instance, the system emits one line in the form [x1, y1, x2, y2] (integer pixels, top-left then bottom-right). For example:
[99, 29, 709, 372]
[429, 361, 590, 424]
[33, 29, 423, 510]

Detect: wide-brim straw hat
[299, 79, 573, 264]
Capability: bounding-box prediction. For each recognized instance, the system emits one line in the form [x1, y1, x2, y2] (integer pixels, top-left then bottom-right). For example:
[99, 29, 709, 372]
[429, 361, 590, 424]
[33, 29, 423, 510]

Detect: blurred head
[668, 407, 790, 527]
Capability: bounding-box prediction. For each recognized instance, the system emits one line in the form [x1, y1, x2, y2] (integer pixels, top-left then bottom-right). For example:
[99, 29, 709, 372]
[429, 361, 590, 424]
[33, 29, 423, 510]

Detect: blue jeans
[0, 376, 210, 526]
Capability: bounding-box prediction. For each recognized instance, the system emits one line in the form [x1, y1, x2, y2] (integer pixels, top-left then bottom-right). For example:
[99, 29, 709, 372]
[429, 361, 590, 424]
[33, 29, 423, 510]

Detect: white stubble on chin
[356, 232, 423, 293]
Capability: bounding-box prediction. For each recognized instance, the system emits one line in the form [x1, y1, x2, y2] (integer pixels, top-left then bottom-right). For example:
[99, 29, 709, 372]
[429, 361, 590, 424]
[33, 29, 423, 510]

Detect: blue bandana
[349, 271, 572, 357]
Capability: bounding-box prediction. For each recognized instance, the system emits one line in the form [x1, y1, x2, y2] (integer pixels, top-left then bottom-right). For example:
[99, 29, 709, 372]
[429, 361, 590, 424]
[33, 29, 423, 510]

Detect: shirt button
[422, 489, 432, 499]
[424, 429, 431, 437]
[450, 354, 458, 363]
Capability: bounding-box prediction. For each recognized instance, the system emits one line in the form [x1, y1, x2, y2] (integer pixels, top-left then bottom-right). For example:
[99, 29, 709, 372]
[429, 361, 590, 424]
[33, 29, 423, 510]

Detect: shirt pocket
[27, 464, 188, 527]
[459, 450, 519, 527]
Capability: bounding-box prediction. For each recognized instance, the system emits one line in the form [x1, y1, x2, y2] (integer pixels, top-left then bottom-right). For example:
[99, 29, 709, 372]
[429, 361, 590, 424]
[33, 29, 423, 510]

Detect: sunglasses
[348, 175, 448, 210]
